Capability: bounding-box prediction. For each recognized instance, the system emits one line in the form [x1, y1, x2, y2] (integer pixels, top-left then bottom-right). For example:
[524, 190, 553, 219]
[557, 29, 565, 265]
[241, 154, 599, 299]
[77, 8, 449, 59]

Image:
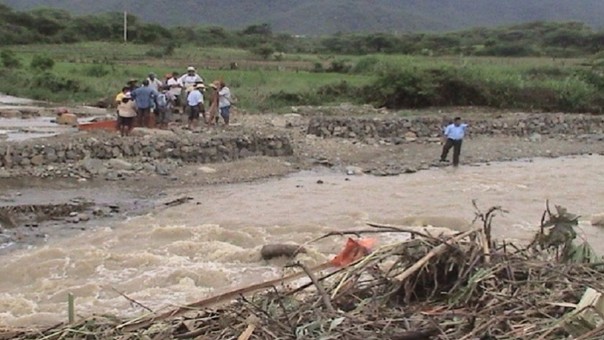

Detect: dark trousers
[440, 138, 463, 166]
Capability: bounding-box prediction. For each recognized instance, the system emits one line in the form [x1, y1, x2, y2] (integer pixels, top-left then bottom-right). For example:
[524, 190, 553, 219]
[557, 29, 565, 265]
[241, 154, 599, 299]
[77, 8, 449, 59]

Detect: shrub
[30, 54, 55, 71]
[316, 81, 361, 100]
[311, 62, 324, 73]
[82, 64, 110, 77]
[33, 72, 82, 92]
[250, 43, 276, 60]
[351, 56, 380, 74]
[1, 50, 21, 68]
[144, 43, 176, 59]
[326, 59, 352, 73]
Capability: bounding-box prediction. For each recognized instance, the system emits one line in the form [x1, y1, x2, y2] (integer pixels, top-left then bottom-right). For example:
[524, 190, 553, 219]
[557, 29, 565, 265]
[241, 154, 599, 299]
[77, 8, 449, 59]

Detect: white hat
[195, 83, 205, 89]
[187, 66, 195, 72]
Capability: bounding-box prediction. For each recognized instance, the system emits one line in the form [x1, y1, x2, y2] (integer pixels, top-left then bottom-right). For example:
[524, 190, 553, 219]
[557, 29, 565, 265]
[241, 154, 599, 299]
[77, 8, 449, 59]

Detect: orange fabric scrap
[330, 238, 377, 267]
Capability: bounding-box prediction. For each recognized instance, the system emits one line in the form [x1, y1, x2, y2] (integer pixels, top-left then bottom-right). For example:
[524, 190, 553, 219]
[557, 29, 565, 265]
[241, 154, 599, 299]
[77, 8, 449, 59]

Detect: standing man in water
[440, 117, 468, 166]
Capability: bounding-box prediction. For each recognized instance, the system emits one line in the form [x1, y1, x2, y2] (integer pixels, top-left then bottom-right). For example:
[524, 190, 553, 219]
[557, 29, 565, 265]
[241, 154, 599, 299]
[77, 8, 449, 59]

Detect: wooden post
[67, 293, 75, 323]
[123, 11, 128, 43]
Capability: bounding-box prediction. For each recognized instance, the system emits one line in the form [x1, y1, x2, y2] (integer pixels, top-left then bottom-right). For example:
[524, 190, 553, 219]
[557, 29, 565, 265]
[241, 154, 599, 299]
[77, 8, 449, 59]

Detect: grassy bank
[1, 42, 603, 113]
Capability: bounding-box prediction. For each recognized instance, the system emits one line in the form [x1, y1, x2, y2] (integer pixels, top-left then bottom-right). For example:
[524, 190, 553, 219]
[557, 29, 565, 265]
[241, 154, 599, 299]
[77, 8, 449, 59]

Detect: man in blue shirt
[131, 79, 159, 128]
[440, 117, 468, 166]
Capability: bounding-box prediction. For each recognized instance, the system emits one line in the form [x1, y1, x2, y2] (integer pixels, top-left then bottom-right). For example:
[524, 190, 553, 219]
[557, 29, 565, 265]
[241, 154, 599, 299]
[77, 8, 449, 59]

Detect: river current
[1, 155, 603, 328]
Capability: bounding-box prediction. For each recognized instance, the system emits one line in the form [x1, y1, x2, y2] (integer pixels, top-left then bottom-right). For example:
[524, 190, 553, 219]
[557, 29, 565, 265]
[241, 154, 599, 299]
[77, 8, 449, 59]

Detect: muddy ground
[1, 108, 604, 252]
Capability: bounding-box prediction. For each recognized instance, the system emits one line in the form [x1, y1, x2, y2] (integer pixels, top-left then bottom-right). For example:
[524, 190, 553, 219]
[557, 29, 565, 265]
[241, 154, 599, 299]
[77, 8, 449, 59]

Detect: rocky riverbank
[0, 128, 293, 180]
[307, 112, 604, 140]
[2, 111, 604, 181]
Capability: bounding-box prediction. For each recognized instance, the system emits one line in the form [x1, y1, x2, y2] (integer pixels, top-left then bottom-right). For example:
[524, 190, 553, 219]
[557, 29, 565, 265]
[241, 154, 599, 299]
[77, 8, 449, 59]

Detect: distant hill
[2, 0, 603, 35]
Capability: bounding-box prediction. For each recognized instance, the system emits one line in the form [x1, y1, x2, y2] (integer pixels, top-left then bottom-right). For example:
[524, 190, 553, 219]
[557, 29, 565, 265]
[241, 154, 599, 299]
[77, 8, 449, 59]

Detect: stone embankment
[0, 130, 293, 179]
[307, 113, 604, 140]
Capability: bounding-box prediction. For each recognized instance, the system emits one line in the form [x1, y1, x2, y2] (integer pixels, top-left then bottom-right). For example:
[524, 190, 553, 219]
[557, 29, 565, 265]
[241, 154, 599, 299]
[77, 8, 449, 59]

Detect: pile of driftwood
[5, 202, 604, 339]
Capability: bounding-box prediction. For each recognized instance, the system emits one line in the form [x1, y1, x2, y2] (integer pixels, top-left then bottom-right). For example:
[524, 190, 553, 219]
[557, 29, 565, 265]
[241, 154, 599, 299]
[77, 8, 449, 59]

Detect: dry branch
[6, 202, 604, 340]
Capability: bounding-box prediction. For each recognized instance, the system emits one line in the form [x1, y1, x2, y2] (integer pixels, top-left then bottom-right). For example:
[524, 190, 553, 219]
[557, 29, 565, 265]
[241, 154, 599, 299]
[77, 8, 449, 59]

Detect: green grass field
[1, 42, 601, 113]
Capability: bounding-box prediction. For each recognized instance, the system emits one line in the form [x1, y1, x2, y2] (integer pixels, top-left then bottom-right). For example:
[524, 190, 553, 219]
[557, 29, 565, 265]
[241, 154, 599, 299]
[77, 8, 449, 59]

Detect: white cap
[187, 66, 195, 71]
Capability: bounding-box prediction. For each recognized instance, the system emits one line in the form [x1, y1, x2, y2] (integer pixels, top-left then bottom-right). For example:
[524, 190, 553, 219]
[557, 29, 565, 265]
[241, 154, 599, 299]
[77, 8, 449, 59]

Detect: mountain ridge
[1, 0, 603, 35]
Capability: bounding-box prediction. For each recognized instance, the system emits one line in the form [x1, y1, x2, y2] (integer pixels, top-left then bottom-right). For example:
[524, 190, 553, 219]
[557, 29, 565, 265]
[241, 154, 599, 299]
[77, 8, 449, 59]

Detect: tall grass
[1, 42, 602, 113]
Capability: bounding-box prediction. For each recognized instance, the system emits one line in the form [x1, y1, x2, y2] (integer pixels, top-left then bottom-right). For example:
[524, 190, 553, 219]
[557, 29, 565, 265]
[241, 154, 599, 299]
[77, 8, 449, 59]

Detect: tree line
[1, 5, 603, 58]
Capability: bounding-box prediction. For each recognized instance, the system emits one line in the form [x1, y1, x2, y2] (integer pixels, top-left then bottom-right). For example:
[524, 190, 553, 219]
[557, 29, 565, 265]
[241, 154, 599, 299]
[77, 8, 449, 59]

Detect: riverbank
[2, 109, 604, 251]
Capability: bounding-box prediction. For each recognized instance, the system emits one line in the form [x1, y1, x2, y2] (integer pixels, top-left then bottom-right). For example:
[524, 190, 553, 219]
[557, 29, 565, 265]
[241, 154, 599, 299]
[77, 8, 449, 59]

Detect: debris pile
[4, 202, 604, 339]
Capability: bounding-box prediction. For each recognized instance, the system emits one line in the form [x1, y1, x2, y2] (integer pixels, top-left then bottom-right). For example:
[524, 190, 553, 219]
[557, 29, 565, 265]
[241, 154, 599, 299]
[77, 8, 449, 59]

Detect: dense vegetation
[0, 5, 603, 114]
[1, 5, 604, 58]
[4, 0, 604, 35]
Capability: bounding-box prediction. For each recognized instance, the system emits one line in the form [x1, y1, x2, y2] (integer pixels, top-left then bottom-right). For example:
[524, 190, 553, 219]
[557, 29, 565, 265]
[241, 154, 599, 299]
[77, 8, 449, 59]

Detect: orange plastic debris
[330, 238, 377, 267]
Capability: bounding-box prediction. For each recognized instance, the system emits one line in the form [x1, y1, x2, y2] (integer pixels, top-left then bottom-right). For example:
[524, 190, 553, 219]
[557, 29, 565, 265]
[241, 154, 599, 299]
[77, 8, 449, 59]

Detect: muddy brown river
[1, 155, 604, 328]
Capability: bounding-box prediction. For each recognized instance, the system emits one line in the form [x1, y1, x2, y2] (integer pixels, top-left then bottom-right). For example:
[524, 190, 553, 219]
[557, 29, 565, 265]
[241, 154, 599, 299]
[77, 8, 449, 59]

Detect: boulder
[56, 113, 78, 126]
[260, 244, 306, 260]
[198, 166, 217, 174]
[591, 214, 604, 227]
[80, 158, 106, 175]
[0, 168, 10, 178]
[107, 158, 133, 171]
[404, 131, 417, 142]
[345, 166, 364, 176]
[30, 155, 44, 166]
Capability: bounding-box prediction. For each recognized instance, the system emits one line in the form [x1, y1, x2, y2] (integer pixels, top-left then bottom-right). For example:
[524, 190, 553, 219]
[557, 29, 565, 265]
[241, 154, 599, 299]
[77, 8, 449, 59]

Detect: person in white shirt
[178, 66, 204, 92]
[117, 93, 137, 137]
[440, 117, 469, 166]
[186, 83, 205, 129]
[147, 73, 162, 91]
[218, 81, 232, 125]
[166, 71, 182, 110]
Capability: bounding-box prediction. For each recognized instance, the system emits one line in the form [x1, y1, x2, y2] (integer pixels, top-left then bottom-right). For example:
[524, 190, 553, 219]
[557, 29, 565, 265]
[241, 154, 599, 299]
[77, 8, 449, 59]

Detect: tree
[242, 23, 272, 36]
[1, 50, 21, 68]
[251, 43, 275, 60]
[30, 54, 55, 71]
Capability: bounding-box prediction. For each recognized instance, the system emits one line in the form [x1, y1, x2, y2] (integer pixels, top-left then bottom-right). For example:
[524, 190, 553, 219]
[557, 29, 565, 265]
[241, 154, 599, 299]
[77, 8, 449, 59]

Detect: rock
[80, 158, 106, 175]
[591, 214, 604, 227]
[107, 158, 133, 171]
[155, 163, 170, 176]
[77, 213, 90, 222]
[0, 168, 10, 178]
[404, 131, 417, 142]
[30, 155, 44, 166]
[0, 110, 21, 118]
[317, 180, 324, 184]
[198, 166, 217, 174]
[345, 166, 364, 176]
[67, 216, 80, 223]
[529, 133, 542, 143]
[20, 158, 31, 166]
[56, 113, 78, 126]
[142, 163, 156, 172]
[270, 117, 287, 128]
[239, 148, 254, 158]
[260, 244, 306, 260]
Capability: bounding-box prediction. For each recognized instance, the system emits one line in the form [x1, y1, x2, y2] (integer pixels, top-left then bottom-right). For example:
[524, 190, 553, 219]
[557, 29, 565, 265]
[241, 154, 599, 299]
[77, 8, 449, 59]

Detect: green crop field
[1, 42, 603, 113]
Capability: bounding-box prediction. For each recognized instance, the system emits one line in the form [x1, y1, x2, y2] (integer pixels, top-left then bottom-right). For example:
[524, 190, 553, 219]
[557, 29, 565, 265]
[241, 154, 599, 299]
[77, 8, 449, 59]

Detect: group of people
[113, 67, 469, 166]
[114, 66, 234, 136]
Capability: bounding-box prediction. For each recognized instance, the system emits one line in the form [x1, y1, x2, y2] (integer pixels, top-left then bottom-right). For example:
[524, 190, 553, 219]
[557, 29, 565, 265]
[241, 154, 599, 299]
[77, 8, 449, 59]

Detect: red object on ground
[330, 238, 377, 267]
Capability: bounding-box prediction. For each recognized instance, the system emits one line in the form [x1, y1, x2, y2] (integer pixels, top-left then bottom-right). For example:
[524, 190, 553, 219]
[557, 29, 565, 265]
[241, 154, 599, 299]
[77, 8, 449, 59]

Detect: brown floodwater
[1, 155, 603, 328]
